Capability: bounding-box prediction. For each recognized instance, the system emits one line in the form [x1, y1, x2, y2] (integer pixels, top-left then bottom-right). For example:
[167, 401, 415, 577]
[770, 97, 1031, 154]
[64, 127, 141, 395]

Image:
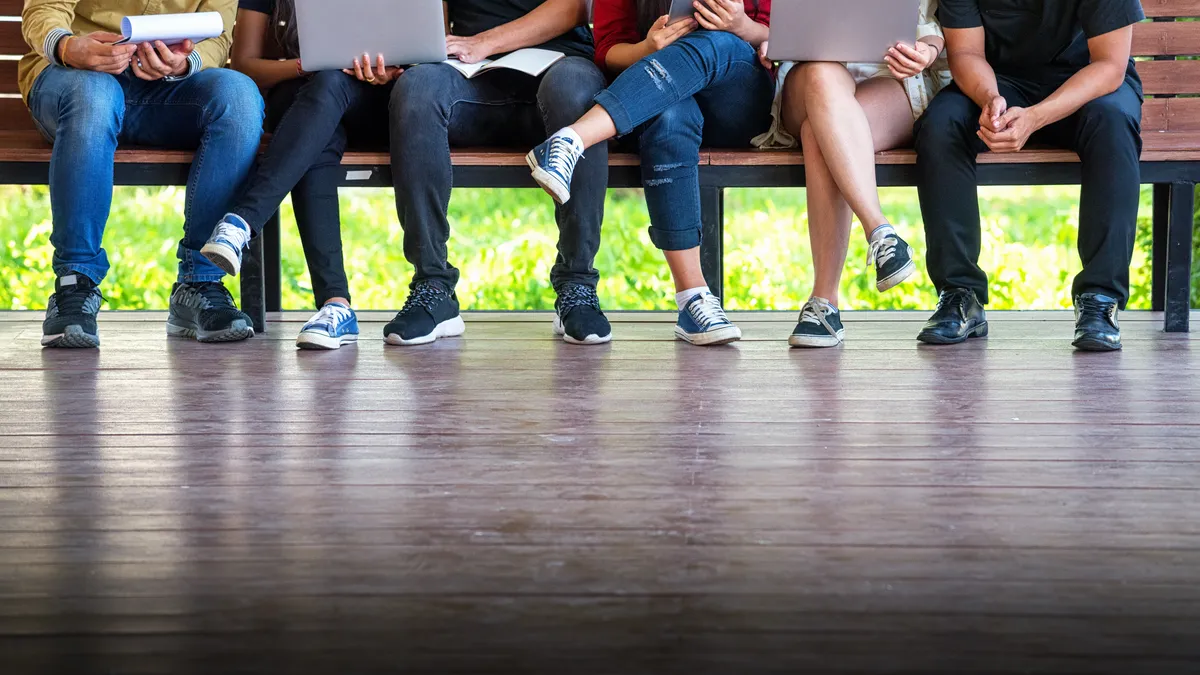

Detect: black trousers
[914, 76, 1143, 308]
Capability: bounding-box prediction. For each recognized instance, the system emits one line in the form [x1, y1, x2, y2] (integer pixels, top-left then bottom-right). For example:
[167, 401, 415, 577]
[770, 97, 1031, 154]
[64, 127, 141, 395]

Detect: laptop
[294, 0, 448, 72]
[767, 0, 919, 64]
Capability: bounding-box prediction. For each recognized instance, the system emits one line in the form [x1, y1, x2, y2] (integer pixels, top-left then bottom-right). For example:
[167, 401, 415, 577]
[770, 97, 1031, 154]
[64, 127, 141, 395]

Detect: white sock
[869, 224, 896, 244]
[676, 286, 710, 310]
[553, 127, 585, 153]
[811, 296, 837, 313]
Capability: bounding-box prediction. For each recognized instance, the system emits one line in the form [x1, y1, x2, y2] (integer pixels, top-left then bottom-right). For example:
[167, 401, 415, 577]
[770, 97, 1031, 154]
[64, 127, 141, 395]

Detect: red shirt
[593, 0, 772, 71]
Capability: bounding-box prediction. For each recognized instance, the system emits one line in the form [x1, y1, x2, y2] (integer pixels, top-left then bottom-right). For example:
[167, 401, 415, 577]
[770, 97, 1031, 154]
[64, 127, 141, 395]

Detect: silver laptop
[767, 0, 919, 63]
[295, 0, 447, 72]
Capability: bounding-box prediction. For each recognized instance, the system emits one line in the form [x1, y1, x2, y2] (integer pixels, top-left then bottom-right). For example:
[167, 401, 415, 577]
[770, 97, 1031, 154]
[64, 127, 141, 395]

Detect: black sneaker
[789, 297, 844, 348]
[554, 283, 612, 345]
[384, 282, 465, 346]
[917, 288, 988, 345]
[1072, 293, 1121, 352]
[867, 230, 917, 292]
[167, 282, 255, 343]
[42, 274, 103, 349]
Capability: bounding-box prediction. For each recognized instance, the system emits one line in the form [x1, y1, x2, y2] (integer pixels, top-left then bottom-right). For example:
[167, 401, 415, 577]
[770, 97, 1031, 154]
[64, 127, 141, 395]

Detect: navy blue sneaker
[554, 283, 612, 345]
[527, 131, 584, 205]
[167, 282, 255, 343]
[42, 274, 103, 349]
[675, 292, 742, 346]
[867, 229, 917, 292]
[789, 297, 844, 348]
[201, 213, 252, 276]
[297, 302, 359, 350]
[384, 283, 465, 346]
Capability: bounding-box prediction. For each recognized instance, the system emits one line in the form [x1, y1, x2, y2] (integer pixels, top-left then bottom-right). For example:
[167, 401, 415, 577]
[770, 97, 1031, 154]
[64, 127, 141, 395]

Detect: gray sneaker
[167, 282, 255, 343]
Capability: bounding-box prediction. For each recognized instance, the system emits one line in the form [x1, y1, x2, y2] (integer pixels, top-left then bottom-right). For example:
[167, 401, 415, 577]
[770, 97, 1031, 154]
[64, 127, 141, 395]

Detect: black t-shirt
[447, 0, 594, 60]
[240, 0, 273, 13]
[938, 0, 1144, 93]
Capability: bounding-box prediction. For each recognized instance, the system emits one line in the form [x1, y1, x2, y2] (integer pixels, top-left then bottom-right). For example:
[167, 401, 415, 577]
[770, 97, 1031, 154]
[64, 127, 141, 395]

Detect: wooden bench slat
[0, 61, 19, 96]
[1136, 60, 1200, 94]
[0, 19, 26, 56]
[0, 0, 21, 16]
[1143, 0, 1200, 17]
[1133, 22, 1200, 56]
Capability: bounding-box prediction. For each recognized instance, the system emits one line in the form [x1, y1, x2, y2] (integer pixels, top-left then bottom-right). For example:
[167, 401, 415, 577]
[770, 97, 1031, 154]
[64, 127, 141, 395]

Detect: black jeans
[914, 76, 1143, 308]
[236, 71, 390, 308]
[388, 56, 608, 293]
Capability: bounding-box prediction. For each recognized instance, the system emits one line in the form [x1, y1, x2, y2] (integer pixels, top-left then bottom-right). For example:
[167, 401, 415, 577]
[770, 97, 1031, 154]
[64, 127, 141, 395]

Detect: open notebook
[444, 48, 564, 79]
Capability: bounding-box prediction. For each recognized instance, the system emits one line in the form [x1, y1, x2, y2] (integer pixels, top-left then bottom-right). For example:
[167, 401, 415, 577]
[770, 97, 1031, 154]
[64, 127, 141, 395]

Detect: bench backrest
[2, 0, 1199, 134]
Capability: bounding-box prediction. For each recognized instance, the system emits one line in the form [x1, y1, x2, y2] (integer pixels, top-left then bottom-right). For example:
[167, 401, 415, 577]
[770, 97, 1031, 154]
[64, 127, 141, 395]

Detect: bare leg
[664, 247, 708, 292]
[570, 105, 619, 150]
[801, 119, 854, 307]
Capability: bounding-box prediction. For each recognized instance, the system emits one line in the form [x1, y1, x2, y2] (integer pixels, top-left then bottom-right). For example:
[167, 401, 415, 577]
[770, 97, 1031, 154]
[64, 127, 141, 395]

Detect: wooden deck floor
[2, 311, 1199, 674]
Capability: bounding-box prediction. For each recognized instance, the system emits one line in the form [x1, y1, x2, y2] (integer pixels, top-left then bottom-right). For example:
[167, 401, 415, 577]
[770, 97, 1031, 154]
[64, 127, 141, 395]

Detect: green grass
[0, 184, 1176, 312]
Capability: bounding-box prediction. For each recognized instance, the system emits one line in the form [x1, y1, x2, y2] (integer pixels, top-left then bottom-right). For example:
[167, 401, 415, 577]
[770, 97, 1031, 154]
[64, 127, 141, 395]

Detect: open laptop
[295, 0, 447, 72]
[767, 0, 919, 64]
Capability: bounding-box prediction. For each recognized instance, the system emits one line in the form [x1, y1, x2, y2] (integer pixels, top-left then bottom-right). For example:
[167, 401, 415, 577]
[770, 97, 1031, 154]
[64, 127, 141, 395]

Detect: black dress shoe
[1072, 293, 1122, 352]
[917, 288, 988, 345]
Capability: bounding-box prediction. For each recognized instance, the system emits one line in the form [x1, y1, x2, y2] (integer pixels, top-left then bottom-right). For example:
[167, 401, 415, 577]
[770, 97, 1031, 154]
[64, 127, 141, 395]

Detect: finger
[377, 54, 387, 80]
[692, 1, 722, 25]
[153, 41, 181, 70]
[895, 42, 924, 61]
[668, 21, 694, 38]
[140, 43, 170, 76]
[883, 56, 918, 78]
[353, 57, 365, 81]
[130, 58, 155, 80]
[886, 48, 922, 72]
[90, 31, 125, 44]
[653, 15, 669, 29]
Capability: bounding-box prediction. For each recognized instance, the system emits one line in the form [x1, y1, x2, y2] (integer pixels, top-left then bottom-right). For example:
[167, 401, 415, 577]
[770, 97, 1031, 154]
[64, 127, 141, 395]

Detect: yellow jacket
[19, 0, 238, 102]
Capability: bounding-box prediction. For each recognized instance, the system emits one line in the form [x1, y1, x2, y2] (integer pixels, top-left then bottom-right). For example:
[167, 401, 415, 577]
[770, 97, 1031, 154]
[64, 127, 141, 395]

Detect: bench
[1, 0, 1196, 333]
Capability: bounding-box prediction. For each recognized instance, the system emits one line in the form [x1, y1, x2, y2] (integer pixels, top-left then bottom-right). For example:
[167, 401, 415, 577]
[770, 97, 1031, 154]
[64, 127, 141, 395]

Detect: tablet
[295, 0, 447, 72]
[767, 0, 919, 64]
[668, 0, 695, 25]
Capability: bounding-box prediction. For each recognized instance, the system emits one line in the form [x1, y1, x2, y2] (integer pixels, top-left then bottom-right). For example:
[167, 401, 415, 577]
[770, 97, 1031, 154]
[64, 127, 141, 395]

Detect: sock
[553, 127, 585, 153]
[811, 296, 837, 313]
[676, 286, 710, 310]
[869, 224, 896, 244]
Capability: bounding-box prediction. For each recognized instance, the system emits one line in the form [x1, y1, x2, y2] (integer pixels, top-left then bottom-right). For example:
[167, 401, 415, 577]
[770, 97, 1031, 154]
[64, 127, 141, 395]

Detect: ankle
[675, 286, 710, 310]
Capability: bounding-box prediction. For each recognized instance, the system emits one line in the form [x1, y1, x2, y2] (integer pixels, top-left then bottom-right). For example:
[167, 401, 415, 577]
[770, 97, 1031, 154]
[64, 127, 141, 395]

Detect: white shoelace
[799, 298, 837, 334]
[217, 217, 251, 252]
[307, 303, 352, 329]
[547, 136, 583, 178]
[688, 294, 730, 331]
[866, 234, 898, 269]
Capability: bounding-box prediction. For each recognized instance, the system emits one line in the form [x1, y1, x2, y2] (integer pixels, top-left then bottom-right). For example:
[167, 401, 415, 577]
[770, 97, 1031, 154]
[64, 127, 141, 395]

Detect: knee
[914, 95, 975, 154]
[305, 69, 358, 100]
[796, 62, 847, 101]
[538, 58, 605, 116]
[390, 64, 454, 124]
[1076, 98, 1140, 148]
[53, 70, 125, 135]
[644, 100, 704, 142]
[686, 29, 747, 57]
[201, 70, 265, 136]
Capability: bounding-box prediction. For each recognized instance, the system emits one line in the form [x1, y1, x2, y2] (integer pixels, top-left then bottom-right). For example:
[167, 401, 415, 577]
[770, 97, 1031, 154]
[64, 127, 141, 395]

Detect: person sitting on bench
[21, 0, 264, 348]
[914, 0, 1145, 351]
[383, 0, 612, 347]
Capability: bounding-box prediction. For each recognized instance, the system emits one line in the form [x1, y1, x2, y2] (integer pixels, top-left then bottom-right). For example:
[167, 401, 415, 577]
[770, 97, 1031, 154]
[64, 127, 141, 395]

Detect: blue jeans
[389, 56, 608, 293]
[27, 66, 264, 285]
[594, 31, 774, 251]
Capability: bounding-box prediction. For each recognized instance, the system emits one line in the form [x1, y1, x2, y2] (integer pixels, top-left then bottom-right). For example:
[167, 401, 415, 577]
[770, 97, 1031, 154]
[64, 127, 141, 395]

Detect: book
[443, 48, 565, 79]
[116, 12, 224, 46]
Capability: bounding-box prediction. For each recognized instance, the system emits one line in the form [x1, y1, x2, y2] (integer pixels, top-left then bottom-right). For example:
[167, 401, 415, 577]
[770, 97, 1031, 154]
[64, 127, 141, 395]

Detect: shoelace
[400, 284, 446, 315]
[935, 289, 971, 319]
[192, 282, 236, 309]
[216, 218, 251, 252]
[546, 136, 582, 178]
[308, 303, 352, 329]
[866, 234, 899, 269]
[558, 284, 601, 314]
[56, 284, 102, 315]
[799, 298, 837, 334]
[1077, 295, 1118, 327]
[688, 294, 731, 331]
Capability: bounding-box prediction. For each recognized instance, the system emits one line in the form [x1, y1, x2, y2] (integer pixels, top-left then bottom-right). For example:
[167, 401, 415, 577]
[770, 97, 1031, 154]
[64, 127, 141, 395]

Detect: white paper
[118, 12, 224, 46]
[444, 49, 564, 79]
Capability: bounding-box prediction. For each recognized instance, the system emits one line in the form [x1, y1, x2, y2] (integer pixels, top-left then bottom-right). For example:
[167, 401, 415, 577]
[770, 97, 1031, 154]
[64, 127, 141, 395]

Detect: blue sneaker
[527, 131, 584, 205]
[297, 302, 360, 350]
[675, 292, 742, 346]
[201, 213, 252, 276]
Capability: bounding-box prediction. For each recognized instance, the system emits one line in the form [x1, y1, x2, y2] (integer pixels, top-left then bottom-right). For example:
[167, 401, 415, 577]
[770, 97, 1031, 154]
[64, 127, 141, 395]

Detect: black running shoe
[554, 283, 612, 345]
[384, 282, 465, 346]
[42, 274, 103, 349]
[167, 282, 255, 343]
[789, 297, 844, 348]
[867, 230, 917, 292]
[1073, 293, 1122, 352]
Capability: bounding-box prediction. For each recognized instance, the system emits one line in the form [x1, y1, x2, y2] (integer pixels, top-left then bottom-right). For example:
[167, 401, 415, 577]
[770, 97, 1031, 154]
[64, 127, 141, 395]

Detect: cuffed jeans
[595, 30, 773, 251]
[27, 66, 264, 285]
[389, 56, 608, 293]
[914, 77, 1143, 307]
[235, 71, 391, 307]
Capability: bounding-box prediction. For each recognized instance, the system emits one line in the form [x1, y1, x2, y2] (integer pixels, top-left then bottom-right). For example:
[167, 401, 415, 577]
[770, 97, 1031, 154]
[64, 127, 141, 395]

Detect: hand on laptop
[343, 54, 403, 85]
[884, 42, 936, 80]
[446, 35, 496, 65]
[645, 15, 697, 54]
[758, 41, 772, 70]
[131, 40, 194, 81]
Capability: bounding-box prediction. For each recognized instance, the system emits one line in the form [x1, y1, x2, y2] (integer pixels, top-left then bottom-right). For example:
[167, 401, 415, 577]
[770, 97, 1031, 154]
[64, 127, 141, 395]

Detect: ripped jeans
[594, 30, 773, 251]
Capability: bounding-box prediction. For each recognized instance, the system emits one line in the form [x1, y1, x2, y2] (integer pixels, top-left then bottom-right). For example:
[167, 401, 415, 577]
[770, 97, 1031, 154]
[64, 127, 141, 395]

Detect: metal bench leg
[1164, 181, 1194, 333]
[264, 211, 283, 314]
[1151, 183, 1169, 312]
[241, 228, 267, 335]
[700, 187, 725, 298]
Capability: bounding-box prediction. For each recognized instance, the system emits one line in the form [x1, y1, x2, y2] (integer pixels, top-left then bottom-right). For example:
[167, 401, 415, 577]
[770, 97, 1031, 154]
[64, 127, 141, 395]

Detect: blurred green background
[0, 184, 1189, 312]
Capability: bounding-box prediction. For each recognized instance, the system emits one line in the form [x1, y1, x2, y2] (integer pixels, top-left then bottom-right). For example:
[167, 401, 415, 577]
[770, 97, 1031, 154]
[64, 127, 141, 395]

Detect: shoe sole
[385, 315, 466, 347]
[917, 321, 989, 345]
[527, 152, 571, 205]
[167, 320, 255, 343]
[675, 324, 742, 346]
[201, 242, 241, 277]
[789, 330, 845, 348]
[297, 332, 360, 350]
[877, 256, 917, 293]
[552, 315, 613, 345]
[1072, 336, 1122, 352]
[41, 325, 100, 349]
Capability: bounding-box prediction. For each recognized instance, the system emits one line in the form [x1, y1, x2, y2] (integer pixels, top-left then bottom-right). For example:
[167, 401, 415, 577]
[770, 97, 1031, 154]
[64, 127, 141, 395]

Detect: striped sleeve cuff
[164, 51, 204, 81]
[43, 28, 73, 67]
